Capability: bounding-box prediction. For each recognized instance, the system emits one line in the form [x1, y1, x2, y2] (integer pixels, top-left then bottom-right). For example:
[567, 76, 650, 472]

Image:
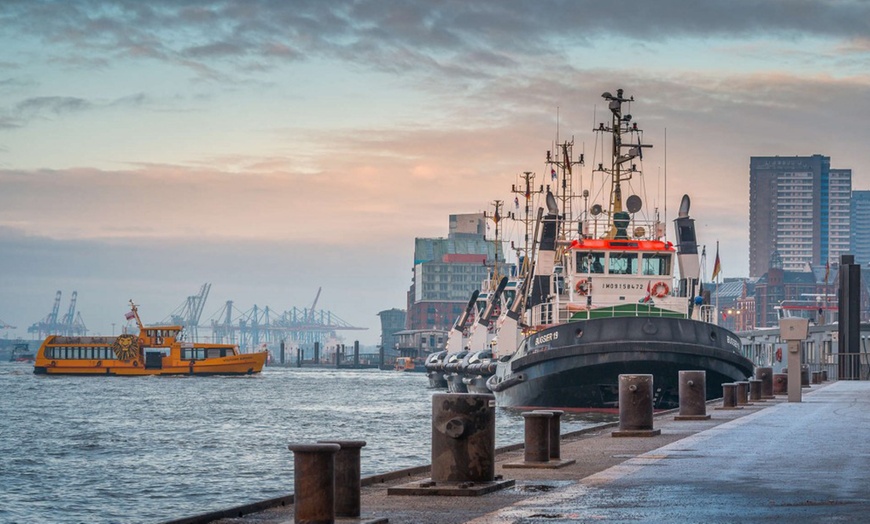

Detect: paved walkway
[207, 381, 870, 524]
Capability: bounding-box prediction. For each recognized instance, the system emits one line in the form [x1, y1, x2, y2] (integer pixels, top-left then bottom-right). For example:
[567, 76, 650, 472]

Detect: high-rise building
[749, 155, 852, 277]
[406, 213, 511, 332]
[851, 190, 870, 267]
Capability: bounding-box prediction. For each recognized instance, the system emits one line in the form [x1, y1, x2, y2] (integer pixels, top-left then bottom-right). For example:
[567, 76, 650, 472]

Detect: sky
[2, 0, 870, 345]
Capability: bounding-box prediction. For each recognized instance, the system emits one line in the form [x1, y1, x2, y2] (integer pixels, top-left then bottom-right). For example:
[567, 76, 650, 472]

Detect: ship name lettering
[534, 332, 559, 346]
[726, 335, 740, 350]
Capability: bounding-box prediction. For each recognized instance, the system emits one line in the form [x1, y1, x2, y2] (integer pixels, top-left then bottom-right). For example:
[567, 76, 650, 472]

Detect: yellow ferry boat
[33, 302, 267, 376]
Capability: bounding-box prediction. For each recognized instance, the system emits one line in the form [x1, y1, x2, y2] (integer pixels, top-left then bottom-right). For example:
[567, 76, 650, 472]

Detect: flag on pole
[640, 281, 652, 303]
[124, 311, 135, 321]
[824, 259, 830, 285]
[514, 196, 519, 209]
[711, 242, 721, 281]
[551, 168, 557, 180]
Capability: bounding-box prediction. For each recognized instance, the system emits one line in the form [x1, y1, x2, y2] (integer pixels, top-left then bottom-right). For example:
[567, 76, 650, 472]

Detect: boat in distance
[33, 302, 267, 376]
[485, 88, 754, 409]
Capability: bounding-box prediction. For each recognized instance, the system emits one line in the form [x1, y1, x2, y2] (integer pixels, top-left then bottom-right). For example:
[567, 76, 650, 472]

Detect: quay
[173, 380, 870, 523]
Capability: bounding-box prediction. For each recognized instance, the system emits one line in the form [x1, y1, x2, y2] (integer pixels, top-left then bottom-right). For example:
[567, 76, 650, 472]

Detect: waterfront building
[749, 155, 852, 277]
[377, 308, 406, 356]
[851, 190, 870, 267]
[406, 213, 511, 334]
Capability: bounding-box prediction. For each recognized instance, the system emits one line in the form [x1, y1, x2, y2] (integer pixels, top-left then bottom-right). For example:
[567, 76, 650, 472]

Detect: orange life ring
[775, 348, 782, 362]
[574, 279, 589, 295]
[651, 281, 670, 298]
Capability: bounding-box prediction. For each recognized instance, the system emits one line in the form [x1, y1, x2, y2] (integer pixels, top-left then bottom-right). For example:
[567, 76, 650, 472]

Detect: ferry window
[608, 253, 638, 275]
[576, 252, 592, 273]
[207, 348, 221, 359]
[582, 252, 605, 274]
[642, 253, 672, 276]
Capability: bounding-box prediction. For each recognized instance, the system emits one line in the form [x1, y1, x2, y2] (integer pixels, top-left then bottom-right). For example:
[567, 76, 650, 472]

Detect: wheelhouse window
[576, 251, 605, 274]
[642, 253, 672, 276]
[608, 253, 639, 275]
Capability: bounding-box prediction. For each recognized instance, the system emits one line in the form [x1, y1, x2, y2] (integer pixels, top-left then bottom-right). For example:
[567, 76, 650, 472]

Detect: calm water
[0, 363, 613, 523]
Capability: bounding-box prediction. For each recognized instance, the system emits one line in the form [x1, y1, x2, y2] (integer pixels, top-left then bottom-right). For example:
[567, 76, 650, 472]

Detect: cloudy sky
[1, 0, 869, 344]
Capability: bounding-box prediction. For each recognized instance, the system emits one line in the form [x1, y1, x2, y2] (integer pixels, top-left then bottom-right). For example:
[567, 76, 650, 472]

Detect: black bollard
[749, 379, 763, 402]
[521, 411, 552, 463]
[675, 370, 711, 420]
[822, 369, 828, 381]
[318, 440, 366, 518]
[716, 383, 741, 410]
[773, 373, 788, 395]
[280, 340, 286, 366]
[811, 371, 822, 384]
[287, 442, 340, 524]
[613, 374, 661, 437]
[801, 364, 810, 388]
[353, 341, 360, 368]
[314, 342, 320, 364]
[756, 366, 774, 399]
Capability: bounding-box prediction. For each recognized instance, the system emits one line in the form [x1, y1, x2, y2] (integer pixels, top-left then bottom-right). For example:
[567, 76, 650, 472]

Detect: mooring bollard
[822, 369, 828, 381]
[287, 442, 340, 524]
[756, 366, 774, 399]
[675, 370, 710, 420]
[749, 379, 763, 402]
[717, 383, 740, 410]
[318, 440, 366, 518]
[811, 371, 822, 384]
[735, 381, 751, 405]
[613, 374, 661, 437]
[539, 410, 565, 459]
[773, 373, 788, 395]
[521, 411, 552, 463]
[431, 393, 496, 483]
[801, 364, 810, 388]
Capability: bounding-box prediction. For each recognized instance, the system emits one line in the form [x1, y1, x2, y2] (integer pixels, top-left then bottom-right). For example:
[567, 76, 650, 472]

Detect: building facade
[749, 155, 852, 277]
[406, 213, 511, 333]
[851, 190, 870, 267]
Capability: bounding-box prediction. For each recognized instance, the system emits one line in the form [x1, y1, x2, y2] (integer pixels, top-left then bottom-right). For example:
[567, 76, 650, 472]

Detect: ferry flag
[551, 168, 557, 180]
[124, 311, 135, 320]
[712, 246, 721, 281]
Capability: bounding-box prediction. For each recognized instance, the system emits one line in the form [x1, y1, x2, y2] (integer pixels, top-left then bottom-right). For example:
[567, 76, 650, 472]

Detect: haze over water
[0, 364, 612, 523]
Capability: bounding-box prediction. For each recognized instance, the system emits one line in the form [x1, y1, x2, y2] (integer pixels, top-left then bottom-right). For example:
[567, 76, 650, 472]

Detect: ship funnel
[545, 191, 558, 215]
[678, 194, 691, 218]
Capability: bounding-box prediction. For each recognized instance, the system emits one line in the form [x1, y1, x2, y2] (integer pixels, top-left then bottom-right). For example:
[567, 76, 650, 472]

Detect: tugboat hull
[488, 316, 754, 410]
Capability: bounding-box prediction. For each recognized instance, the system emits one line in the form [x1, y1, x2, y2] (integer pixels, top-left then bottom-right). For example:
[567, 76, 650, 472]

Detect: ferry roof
[569, 238, 675, 251]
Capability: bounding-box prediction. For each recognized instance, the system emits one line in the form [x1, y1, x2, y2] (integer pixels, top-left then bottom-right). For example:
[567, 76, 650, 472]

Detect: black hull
[488, 316, 754, 410]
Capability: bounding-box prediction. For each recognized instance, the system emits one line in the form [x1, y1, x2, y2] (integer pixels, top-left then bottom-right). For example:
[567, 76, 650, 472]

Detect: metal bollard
[543, 410, 565, 459]
[287, 442, 340, 524]
[801, 364, 810, 387]
[822, 369, 828, 381]
[756, 366, 774, 399]
[613, 374, 660, 436]
[431, 393, 495, 483]
[717, 383, 739, 410]
[773, 373, 788, 395]
[318, 440, 366, 518]
[735, 381, 751, 405]
[675, 370, 710, 420]
[521, 411, 552, 463]
[749, 379, 763, 402]
[811, 371, 822, 384]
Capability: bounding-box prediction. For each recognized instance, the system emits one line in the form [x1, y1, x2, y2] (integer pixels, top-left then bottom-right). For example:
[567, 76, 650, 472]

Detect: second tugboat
[487, 89, 754, 409]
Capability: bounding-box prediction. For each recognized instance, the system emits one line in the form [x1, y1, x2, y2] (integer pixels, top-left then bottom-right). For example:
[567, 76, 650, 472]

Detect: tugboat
[487, 89, 754, 409]
[34, 301, 267, 375]
[10, 343, 35, 362]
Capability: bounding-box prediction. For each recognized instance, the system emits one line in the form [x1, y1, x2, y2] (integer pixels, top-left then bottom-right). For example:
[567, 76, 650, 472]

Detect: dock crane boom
[308, 287, 322, 322]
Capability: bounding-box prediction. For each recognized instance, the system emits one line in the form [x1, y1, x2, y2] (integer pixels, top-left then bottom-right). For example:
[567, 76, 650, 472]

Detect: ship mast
[484, 200, 511, 289]
[128, 300, 145, 332]
[595, 89, 651, 239]
[511, 172, 544, 274]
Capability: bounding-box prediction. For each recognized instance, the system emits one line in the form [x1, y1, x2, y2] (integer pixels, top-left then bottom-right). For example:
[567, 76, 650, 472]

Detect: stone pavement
[203, 380, 870, 524]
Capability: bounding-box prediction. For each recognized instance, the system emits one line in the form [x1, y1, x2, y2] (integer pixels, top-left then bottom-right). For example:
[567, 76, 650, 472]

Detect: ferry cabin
[33, 325, 266, 375]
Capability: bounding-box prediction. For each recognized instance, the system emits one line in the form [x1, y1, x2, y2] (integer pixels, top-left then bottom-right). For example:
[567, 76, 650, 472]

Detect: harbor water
[0, 362, 613, 523]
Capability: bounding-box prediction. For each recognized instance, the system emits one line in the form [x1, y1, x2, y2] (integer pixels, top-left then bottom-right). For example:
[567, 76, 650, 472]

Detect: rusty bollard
[675, 370, 710, 420]
[735, 381, 751, 405]
[539, 410, 565, 459]
[822, 369, 828, 381]
[287, 442, 340, 524]
[521, 411, 552, 463]
[613, 374, 661, 437]
[811, 371, 822, 384]
[773, 373, 788, 395]
[431, 393, 495, 483]
[756, 366, 774, 399]
[318, 440, 365, 518]
[749, 379, 763, 402]
[716, 383, 741, 410]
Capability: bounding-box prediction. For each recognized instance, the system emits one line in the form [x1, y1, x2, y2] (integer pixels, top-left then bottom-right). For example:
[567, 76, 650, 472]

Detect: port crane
[165, 283, 211, 341]
[28, 290, 87, 338]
